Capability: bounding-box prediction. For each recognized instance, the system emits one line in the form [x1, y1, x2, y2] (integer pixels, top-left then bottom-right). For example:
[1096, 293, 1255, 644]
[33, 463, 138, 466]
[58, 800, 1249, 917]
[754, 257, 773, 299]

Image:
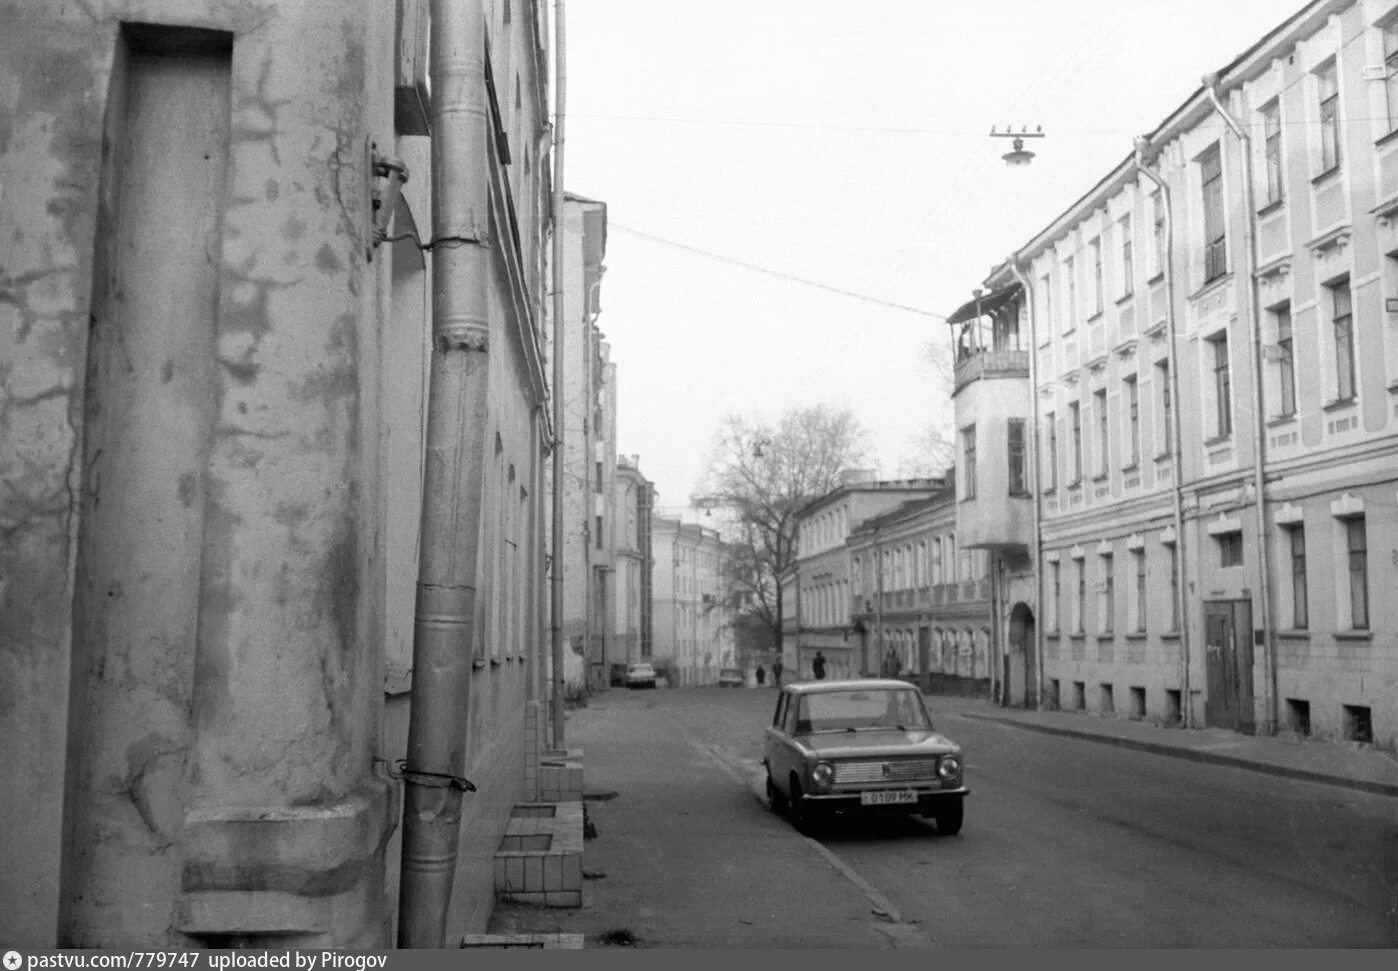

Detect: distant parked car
[718, 668, 744, 688]
[762, 679, 967, 835]
[624, 662, 657, 690]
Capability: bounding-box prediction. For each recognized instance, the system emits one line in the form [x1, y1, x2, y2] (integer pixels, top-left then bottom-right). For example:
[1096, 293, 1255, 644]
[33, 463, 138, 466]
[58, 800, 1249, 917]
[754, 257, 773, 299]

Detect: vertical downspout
[1132, 136, 1194, 729]
[874, 531, 883, 679]
[1206, 75, 1277, 736]
[399, 0, 489, 947]
[550, 0, 567, 748]
[988, 551, 1000, 704]
[1007, 261, 1044, 708]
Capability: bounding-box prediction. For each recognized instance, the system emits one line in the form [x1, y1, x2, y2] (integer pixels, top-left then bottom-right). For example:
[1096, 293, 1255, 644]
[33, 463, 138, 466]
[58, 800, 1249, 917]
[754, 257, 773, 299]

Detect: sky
[561, 0, 1303, 511]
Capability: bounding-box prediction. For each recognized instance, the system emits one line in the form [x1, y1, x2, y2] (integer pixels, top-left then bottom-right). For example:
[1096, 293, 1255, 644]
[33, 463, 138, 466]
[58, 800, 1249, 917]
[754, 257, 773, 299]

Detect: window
[1331, 283, 1355, 402]
[1008, 418, 1027, 495]
[1275, 305, 1296, 417]
[1318, 60, 1340, 173]
[1094, 388, 1109, 477]
[1287, 524, 1308, 630]
[596, 515, 603, 549]
[1133, 549, 1147, 633]
[1065, 255, 1077, 332]
[1100, 553, 1114, 633]
[1218, 531, 1244, 568]
[1048, 560, 1061, 632]
[1069, 401, 1083, 482]
[1166, 543, 1180, 631]
[1261, 100, 1283, 205]
[1346, 517, 1368, 629]
[932, 539, 942, 585]
[1201, 146, 1226, 282]
[1045, 410, 1058, 490]
[1074, 557, 1086, 634]
[1090, 237, 1104, 315]
[1386, 21, 1398, 132]
[1152, 192, 1167, 278]
[961, 425, 977, 499]
[1155, 361, 1172, 457]
[1120, 216, 1134, 297]
[1124, 375, 1140, 467]
[1211, 334, 1232, 437]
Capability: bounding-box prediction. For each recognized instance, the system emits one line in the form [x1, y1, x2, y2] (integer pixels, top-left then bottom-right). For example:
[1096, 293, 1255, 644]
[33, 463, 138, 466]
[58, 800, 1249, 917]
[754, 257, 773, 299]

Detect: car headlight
[812, 762, 834, 787]
[937, 755, 962, 780]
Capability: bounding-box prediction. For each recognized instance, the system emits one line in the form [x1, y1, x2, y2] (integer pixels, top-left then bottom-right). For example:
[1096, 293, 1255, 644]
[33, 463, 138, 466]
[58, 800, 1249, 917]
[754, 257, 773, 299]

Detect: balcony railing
[953, 347, 1030, 393]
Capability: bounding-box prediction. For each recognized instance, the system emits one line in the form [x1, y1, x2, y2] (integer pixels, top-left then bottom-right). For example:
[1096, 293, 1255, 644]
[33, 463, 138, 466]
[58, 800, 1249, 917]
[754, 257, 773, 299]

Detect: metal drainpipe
[1006, 260, 1043, 708]
[1132, 136, 1195, 729]
[1205, 75, 1278, 736]
[550, 0, 567, 749]
[399, 0, 489, 947]
[874, 531, 883, 679]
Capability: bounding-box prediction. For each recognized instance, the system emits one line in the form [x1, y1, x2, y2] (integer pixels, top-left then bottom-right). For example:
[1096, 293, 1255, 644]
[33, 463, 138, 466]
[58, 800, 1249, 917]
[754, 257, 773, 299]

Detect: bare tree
[696, 404, 873, 659]
[896, 421, 956, 479]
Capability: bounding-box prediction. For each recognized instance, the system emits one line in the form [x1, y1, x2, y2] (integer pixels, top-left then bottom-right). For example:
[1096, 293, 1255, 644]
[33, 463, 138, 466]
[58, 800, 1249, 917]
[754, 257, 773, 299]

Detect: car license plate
[860, 790, 917, 806]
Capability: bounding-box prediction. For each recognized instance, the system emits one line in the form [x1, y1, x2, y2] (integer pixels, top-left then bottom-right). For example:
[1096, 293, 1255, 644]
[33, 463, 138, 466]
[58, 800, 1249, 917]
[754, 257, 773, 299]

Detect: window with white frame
[932, 538, 942, 585]
[1154, 359, 1172, 457]
[1069, 400, 1083, 482]
[1131, 548, 1147, 633]
[1041, 271, 1054, 342]
[1065, 254, 1078, 333]
[1284, 523, 1308, 630]
[1165, 541, 1180, 631]
[1090, 236, 1104, 316]
[1209, 332, 1232, 438]
[1124, 374, 1140, 467]
[1047, 559, 1061, 632]
[917, 541, 927, 587]
[962, 424, 977, 499]
[1119, 215, 1134, 298]
[1201, 146, 1227, 283]
[1339, 515, 1369, 630]
[1045, 410, 1058, 491]
[1385, 19, 1398, 133]
[1317, 59, 1340, 173]
[1093, 388, 1109, 478]
[1261, 99, 1283, 206]
[1271, 303, 1296, 418]
[1330, 281, 1356, 403]
[1098, 552, 1114, 634]
[1073, 556, 1086, 634]
[1008, 418, 1027, 495]
[1152, 192, 1166, 279]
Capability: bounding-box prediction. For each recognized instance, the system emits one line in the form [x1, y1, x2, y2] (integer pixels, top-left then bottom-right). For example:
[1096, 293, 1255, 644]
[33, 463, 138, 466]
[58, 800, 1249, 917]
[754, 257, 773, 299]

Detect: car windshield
[796, 688, 932, 734]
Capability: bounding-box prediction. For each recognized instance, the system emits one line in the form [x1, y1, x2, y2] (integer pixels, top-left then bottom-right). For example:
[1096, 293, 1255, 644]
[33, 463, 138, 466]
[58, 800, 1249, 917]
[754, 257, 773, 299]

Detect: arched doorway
[1006, 602, 1036, 708]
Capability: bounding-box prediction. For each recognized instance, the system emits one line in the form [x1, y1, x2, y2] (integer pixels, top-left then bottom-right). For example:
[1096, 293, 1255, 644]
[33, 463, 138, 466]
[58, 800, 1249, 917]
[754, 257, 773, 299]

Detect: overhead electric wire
[611, 223, 947, 320]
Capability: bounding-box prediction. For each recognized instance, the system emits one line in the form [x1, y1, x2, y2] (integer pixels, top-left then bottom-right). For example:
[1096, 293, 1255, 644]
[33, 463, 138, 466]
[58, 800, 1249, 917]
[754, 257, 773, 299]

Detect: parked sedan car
[718, 667, 745, 688]
[762, 679, 967, 834]
[624, 662, 658, 690]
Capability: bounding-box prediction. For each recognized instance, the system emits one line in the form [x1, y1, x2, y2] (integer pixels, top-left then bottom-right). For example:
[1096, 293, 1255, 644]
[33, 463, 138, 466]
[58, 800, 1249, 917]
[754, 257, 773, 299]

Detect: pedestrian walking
[755, 665, 766, 686]
[772, 656, 783, 687]
[812, 651, 826, 680]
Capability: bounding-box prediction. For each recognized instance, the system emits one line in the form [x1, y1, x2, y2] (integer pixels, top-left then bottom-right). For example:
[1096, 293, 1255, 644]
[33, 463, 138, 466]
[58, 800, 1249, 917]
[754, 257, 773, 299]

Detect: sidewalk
[923, 692, 1398, 798]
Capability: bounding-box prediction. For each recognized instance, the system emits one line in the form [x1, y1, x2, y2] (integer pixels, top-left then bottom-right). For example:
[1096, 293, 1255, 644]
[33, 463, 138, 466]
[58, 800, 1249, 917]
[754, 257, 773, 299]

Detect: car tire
[766, 773, 786, 815]
[788, 776, 818, 835]
[935, 797, 964, 836]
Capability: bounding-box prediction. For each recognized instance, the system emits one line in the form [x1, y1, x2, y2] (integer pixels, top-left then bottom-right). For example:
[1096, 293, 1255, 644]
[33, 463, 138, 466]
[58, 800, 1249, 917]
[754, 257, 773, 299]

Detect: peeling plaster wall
[2, 0, 392, 947]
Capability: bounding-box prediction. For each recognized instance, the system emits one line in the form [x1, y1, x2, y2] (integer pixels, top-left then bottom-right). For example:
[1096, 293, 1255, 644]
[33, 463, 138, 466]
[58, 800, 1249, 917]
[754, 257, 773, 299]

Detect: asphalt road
[491, 685, 1398, 948]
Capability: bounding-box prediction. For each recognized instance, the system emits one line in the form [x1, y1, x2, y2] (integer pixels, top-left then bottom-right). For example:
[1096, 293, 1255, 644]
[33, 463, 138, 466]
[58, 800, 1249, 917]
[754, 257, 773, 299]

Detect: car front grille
[834, 758, 941, 784]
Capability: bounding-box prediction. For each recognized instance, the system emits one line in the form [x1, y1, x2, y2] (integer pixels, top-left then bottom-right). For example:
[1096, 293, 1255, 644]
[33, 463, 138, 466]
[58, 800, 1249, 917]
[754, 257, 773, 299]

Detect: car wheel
[788, 776, 818, 835]
[935, 797, 964, 836]
[766, 773, 786, 814]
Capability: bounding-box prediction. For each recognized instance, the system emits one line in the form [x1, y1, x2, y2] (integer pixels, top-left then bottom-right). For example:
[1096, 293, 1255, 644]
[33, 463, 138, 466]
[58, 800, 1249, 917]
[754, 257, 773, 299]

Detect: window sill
[1203, 433, 1233, 448]
[1256, 198, 1285, 218]
[1009, 491, 1032, 499]
[1160, 630, 1181, 641]
[1046, 631, 1061, 640]
[1124, 631, 1147, 641]
[1096, 631, 1115, 641]
[1091, 472, 1110, 483]
[1266, 413, 1297, 428]
[1120, 462, 1139, 474]
[1116, 290, 1135, 307]
[1311, 165, 1342, 187]
[1333, 629, 1372, 641]
[1376, 127, 1398, 150]
[473, 657, 487, 670]
[1322, 396, 1356, 413]
[1147, 272, 1164, 286]
[1067, 479, 1083, 490]
[1190, 273, 1233, 302]
[1069, 633, 1086, 641]
[1087, 311, 1104, 325]
[1153, 451, 1173, 462]
[1276, 629, 1310, 640]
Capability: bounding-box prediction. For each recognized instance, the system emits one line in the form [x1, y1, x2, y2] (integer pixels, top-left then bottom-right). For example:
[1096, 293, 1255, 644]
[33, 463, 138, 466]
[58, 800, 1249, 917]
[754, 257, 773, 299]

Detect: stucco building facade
[949, 0, 1398, 748]
[612, 454, 655, 665]
[2, 0, 555, 947]
[651, 515, 733, 686]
